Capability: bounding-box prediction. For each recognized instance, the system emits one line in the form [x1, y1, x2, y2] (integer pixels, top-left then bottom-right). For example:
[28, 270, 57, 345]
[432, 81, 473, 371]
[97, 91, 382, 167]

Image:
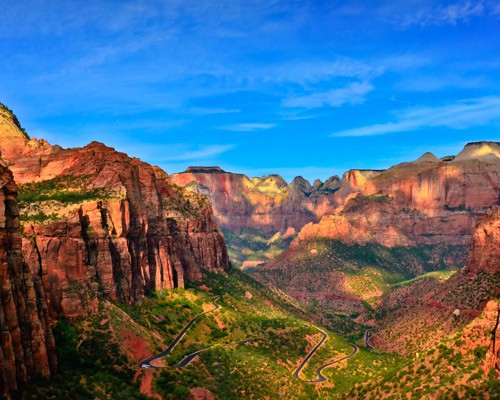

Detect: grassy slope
[15, 269, 407, 400]
[250, 238, 465, 320]
[13, 267, 499, 399]
[351, 301, 500, 399]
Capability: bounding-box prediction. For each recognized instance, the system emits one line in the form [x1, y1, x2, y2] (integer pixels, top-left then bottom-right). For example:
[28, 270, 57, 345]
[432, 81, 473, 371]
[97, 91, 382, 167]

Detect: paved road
[293, 326, 358, 383]
[293, 327, 328, 380]
[309, 344, 358, 383]
[139, 294, 224, 369]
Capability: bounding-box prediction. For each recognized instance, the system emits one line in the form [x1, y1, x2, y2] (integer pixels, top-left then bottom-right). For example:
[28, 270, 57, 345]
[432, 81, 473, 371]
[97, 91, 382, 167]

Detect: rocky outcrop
[251, 144, 499, 315]
[295, 143, 500, 249]
[0, 109, 229, 319]
[0, 163, 56, 395]
[463, 207, 500, 275]
[171, 169, 343, 233]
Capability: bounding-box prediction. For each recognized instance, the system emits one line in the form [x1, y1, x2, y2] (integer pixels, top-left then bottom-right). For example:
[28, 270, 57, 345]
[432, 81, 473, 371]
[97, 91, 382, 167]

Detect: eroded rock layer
[297, 143, 500, 248]
[170, 170, 345, 233]
[0, 163, 56, 395]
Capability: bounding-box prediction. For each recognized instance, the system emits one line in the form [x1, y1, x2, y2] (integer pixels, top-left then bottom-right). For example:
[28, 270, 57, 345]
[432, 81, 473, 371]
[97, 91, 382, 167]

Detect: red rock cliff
[296, 144, 500, 250]
[170, 170, 344, 232]
[463, 206, 500, 275]
[0, 108, 229, 319]
[0, 163, 56, 395]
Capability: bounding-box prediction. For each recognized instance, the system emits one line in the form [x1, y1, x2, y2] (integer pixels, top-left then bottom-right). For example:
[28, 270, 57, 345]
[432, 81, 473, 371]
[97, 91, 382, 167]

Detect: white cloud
[267, 56, 382, 84]
[218, 123, 276, 131]
[401, 1, 485, 27]
[283, 81, 374, 109]
[167, 144, 236, 161]
[332, 96, 500, 137]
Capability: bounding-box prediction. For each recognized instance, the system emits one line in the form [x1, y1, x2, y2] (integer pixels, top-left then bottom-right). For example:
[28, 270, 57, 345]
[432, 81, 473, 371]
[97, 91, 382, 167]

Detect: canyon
[1, 102, 499, 398]
[0, 105, 229, 393]
[248, 142, 499, 313]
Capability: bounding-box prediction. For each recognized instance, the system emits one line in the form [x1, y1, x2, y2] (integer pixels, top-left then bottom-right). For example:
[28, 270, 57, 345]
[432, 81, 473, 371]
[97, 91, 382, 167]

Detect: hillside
[15, 268, 403, 400]
[250, 146, 500, 315]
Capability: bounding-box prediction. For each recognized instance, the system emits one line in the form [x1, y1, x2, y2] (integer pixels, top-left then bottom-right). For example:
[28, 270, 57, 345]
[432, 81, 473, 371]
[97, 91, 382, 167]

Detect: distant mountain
[250, 144, 500, 314]
[171, 167, 384, 265]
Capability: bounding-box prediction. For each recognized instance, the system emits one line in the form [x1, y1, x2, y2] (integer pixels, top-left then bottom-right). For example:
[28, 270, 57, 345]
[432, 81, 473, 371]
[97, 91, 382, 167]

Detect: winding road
[139, 292, 365, 383]
[139, 294, 225, 369]
[293, 326, 359, 383]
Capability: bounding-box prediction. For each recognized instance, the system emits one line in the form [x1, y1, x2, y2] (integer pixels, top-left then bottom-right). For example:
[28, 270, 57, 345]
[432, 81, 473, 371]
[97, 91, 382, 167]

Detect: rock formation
[0, 107, 229, 320]
[297, 143, 500, 249]
[0, 162, 56, 395]
[463, 207, 500, 275]
[250, 144, 500, 313]
[170, 169, 344, 233]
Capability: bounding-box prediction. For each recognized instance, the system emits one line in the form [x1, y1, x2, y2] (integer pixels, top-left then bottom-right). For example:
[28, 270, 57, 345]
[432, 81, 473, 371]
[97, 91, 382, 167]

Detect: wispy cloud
[267, 56, 382, 84]
[283, 81, 374, 109]
[113, 143, 235, 163]
[218, 123, 276, 131]
[333, 96, 500, 137]
[400, 1, 486, 27]
[187, 107, 240, 115]
[167, 144, 236, 161]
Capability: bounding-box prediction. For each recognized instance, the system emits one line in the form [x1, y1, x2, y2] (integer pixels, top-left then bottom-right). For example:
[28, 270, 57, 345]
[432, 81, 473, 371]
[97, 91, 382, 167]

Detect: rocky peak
[290, 176, 312, 194]
[186, 166, 225, 173]
[322, 175, 342, 191]
[414, 152, 440, 163]
[0, 103, 30, 140]
[453, 141, 500, 163]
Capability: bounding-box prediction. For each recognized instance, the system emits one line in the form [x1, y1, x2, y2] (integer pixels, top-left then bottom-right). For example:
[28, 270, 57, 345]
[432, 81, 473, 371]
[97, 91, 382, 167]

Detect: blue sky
[1, 0, 500, 182]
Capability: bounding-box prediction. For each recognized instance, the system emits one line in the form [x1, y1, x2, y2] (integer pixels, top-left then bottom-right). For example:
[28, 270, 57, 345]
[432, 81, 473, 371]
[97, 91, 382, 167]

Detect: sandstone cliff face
[463, 207, 500, 275]
[0, 163, 56, 395]
[170, 169, 342, 233]
[0, 110, 229, 319]
[371, 206, 500, 355]
[295, 143, 500, 249]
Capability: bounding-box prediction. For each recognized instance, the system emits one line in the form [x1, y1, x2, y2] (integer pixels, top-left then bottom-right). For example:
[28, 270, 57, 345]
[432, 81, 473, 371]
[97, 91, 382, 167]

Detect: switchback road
[139, 294, 224, 369]
[293, 326, 358, 383]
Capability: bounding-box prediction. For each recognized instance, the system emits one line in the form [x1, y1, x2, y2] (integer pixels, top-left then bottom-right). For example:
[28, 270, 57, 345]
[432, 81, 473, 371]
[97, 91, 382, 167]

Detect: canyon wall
[0, 107, 229, 320]
[170, 168, 345, 233]
[0, 163, 56, 395]
[297, 144, 500, 249]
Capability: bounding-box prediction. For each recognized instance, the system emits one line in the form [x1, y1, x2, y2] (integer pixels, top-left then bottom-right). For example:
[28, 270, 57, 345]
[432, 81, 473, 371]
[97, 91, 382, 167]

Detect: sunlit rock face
[0, 108, 229, 319]
[251, 143, 499, 314]
[295, 142, 500, 249]
[171, 169, 350, 232]
[463, 206, 500, 275]
[0, 163, 56, 395]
